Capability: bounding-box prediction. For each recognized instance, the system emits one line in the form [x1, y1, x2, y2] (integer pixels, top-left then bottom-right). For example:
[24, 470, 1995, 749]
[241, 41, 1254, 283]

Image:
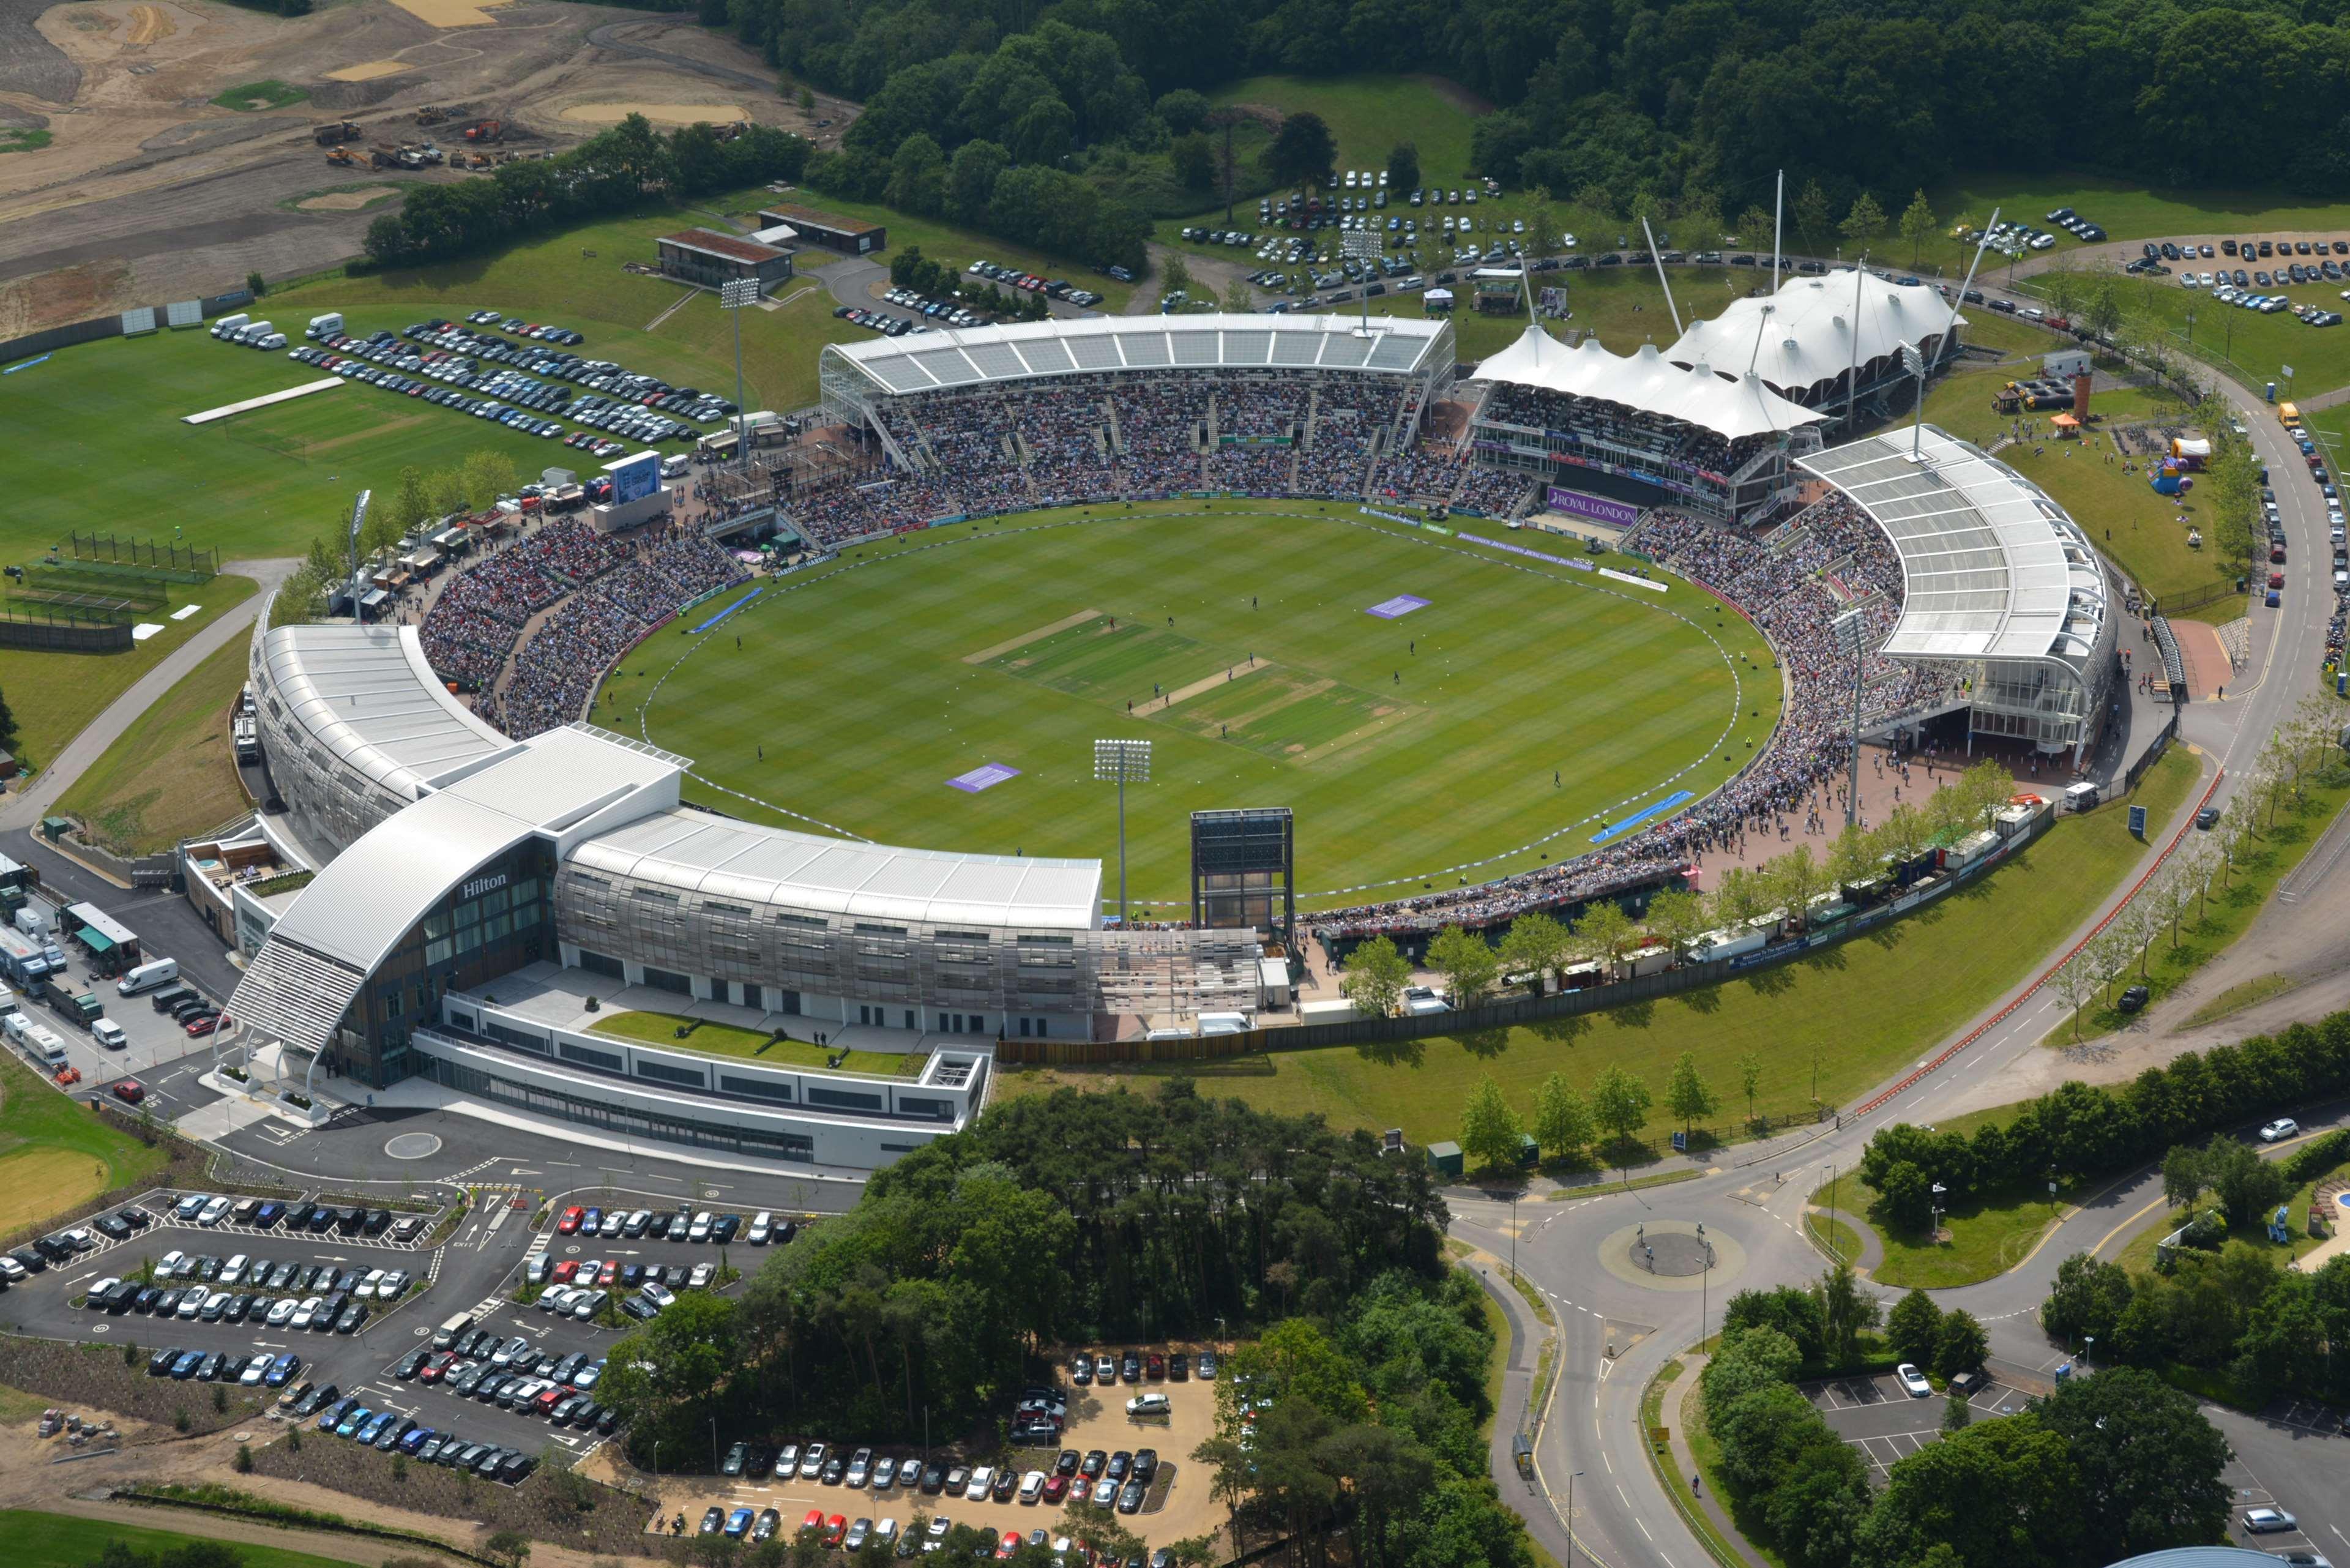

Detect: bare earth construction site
[0, 0, 851, 335]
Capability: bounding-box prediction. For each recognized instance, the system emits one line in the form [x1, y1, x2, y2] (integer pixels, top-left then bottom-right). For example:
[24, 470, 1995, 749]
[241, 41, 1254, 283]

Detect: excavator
[463, 119, 503, 143]
[324, 145, 360, 167]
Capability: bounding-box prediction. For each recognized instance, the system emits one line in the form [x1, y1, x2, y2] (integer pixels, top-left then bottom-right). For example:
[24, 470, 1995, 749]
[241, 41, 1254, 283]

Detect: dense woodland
[714, 0, 2350, 222]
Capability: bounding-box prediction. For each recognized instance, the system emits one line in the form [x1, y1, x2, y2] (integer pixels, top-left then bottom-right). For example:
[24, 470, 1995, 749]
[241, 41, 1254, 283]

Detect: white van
[2, 1011, 30, 1045]
[234, 321, 273, 345]
[659, 454, 690, 479]
[211, 312, 250, 340]
[15, 905, 51, 938]
[1197, 1011, 1251, 1036]
[256, 333, 287, 351]
[2064, 782, 2100, 813]
[306, 312, 344, 340]
[92, 1020, 127, 1050]
[0, 983, 17, 1016]
[119, 958, 178, 996]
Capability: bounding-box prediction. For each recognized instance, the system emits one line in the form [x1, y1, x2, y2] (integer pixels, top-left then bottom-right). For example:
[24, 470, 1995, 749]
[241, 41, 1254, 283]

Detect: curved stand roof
[1471, 326, 1824, 440]
[1666, 270, 1964, 399]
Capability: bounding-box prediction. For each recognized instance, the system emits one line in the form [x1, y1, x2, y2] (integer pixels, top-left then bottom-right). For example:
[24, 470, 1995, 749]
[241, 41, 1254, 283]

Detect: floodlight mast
[719, 278, 761, 469]
[1341, 229, 1381, 336]
[347, 489, 371, 619]
[1093, 739, 1152, 926]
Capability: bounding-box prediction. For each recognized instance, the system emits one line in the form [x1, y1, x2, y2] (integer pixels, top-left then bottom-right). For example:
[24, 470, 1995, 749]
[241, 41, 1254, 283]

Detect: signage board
[1546, 485, 1643, 528]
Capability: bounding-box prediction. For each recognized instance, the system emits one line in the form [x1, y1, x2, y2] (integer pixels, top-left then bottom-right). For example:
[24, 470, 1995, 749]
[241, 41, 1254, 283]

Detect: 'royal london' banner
[1546, 485, 1643, 528]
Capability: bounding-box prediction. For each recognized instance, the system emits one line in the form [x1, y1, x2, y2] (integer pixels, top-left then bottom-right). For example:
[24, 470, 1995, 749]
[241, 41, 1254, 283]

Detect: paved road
[1469, 285, 2343, 1567]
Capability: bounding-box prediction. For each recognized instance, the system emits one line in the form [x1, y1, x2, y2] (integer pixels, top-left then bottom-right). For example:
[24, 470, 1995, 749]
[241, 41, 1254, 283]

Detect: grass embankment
[9, 1509, 363, 1568]
[1654, 1362, 1765, 1568]
[211, 80, 307, 111]
[1806, 1214, 1863, 1265]
[0, 572, 256, 774]
[1919, 176, 2350, 260]
[602, 503, 1778, 908]
[2183, 971, 2296, 1027]
[0, 129, 51, 154]
[998, 747, 2201, 1149]
[0, 1050, 170, 1238]
[2041, 767, 2350, 1047]
[586, 1009, 922, 1077]
[56, 636, 250, 854]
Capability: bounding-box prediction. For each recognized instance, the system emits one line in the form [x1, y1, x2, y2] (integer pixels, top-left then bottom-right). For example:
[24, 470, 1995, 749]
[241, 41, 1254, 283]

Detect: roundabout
[606, 503, 1781, 911]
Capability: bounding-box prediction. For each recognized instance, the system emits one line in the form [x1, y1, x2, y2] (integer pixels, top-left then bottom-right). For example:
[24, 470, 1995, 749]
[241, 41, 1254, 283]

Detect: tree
[1155, 90, 1208, 136]
[1573, 899, 1638, 973]
[1339, 935, 1409, 1019]
[1896, 190, 1937, 266]
[1588, 1064, 1652, 1161]
[1876, 1159, 1934, 1233]
[946, 140, 1010, 225]
[2202, 1133, 2288, 1223]
[1385, 141, 1420, 195]
[2162, 1143, 2209, 1211]
[246, 270, 267, 298]
[1664, 1051, 1718, 1138]
[1169, 133, 1215, 191]
[1766, 845, 1822, 925]
[884, 132, 947, 216]
[1886, 1288, 1943, 1366]
[1738, 1053, 1763, 1127]
[2051, 948, 2100, 1040]
[1643, 887, 1708, 959]
[1221, 277, 1254, 314]
[1497, 911, 1568, 992]
[1838, 192, 1886, 250]
[1827, 821, 1878, 889]
[1160, 252, 1197, 305]
[1941, 1391, 1971, 1432]
[1426, 924, 1498, 1008]
[0, 687, 17, 758]
[1813, 1261, 1879, 1366]
[1458, 1075, 1523, 1173]
[1852, 1413, 2081, 1568]
[484, 1534, 531, 1568]
[2042, 1252, 2134, 1348]
[1712, 866, 1768, 931]
[2031, 1368, 2231, 1557]
[1263, 111, 1335, 190]
[1530, 1073, 1592, 1165]
[1933, 1309, 1987, 1380]
[460, 449, 517, 512]
[1734, 204, 1772, 252]
[1792, 180, 1833, 254]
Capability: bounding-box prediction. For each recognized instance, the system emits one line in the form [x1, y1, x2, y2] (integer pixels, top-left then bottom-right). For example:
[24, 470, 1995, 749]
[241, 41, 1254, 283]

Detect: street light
[1092, 738, 1151, 927]
[1832, 608, 1868, 826]
[2083, 1334, 2095, 1368]
[1566, 1471, 1584, 1568]
[719, 278, 760, 470]
[1697, 1220, 1710, 1349]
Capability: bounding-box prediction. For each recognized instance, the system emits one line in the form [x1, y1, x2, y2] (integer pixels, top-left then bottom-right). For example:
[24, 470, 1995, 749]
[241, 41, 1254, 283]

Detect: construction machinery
[370, 143, 402, 170]
[416, 105, 456, 125]
[463, 119, 503, 143]
[324, 146, 360, 167]
[312, 120, 362, 146]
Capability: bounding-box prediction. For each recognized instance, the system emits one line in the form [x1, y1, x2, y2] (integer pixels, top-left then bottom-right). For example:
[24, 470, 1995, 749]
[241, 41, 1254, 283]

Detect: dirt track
[0, 0, 859, 334]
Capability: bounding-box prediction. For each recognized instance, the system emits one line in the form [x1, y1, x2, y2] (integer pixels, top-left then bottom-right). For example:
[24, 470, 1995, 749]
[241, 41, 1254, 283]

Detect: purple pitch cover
[947, 763, 1021, 793]
[1365, 594, 1431, 619]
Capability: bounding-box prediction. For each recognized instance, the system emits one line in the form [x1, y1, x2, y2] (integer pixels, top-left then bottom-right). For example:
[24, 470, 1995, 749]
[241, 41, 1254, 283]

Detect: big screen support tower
[1190, 807, 1295, 943]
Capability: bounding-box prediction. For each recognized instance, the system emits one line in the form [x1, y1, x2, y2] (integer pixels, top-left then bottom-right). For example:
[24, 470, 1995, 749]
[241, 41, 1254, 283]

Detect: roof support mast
[1844, 253, 1868, 430]
[1770, 169, 1784, 297]
[1914, 207, 1997, 457]
[1642, 217, 1684, 337]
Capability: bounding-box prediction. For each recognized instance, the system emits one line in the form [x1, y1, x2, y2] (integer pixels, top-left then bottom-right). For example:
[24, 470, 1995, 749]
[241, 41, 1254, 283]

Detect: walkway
[0, 556, 298, 832]
[1661, 1353, 1769, 1568]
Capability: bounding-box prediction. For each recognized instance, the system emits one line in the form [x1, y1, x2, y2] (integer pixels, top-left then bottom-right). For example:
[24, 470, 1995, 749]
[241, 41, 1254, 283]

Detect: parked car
[2260, 1118, 2302, 1142]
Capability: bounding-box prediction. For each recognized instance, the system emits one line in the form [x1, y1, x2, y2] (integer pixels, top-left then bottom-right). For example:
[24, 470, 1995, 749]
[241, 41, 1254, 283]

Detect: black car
[395, 1347, 431, 1379]
[723, 1443, 748, 1477]
[1121, 1351, 1142, 1381]
[2196, 806, 2221, 829]
[2118, 985, 2150, 1014]
[920, 1461, 949, 1494]
[147, 1346, 181, 1376]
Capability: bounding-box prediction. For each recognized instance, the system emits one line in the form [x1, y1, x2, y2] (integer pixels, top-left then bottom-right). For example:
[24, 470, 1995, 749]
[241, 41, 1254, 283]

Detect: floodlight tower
[1341, 229, 1381, 335]
[1093, 738, 1152, 925]
[719, 278, 760, 468]
[346, 489, 371, 620]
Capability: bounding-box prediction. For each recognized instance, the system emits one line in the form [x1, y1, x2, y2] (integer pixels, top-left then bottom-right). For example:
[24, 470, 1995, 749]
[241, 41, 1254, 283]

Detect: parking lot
[663, 1348, 1226, 1553]
[1801, 1371, 2027, 1477]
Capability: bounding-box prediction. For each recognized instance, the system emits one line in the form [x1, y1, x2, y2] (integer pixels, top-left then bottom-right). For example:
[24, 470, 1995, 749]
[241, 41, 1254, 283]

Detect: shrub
[174, 1407, 190, 1432]
[235, 1443, 254, 1473]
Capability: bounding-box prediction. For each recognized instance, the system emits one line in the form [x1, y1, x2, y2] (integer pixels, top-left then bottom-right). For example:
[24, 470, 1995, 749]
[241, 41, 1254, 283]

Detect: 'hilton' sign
[461, 873, 509, 900]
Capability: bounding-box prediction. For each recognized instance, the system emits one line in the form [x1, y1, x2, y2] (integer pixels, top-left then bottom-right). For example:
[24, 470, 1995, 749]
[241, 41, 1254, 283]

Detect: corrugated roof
[258, 623, 508, 804]
[822, 313, 1450, 398]
[660, 228, 789, 266]
[1798, 426, 2107, 665]
[1470, 326, 1826, 440]
[1665, 269, 1964, 398]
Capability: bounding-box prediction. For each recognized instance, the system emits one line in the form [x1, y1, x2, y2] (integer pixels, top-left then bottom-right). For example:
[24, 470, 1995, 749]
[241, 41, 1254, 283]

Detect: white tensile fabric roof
[1666, 270, 1966, 397]
[1470, 326, 1825, 440]
[823, 313, 1449, 397]
[1799, 427, 2103, 663]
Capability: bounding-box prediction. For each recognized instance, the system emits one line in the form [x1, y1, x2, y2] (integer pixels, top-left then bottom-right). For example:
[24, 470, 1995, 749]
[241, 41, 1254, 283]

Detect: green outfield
[600, 502, 1780, 911]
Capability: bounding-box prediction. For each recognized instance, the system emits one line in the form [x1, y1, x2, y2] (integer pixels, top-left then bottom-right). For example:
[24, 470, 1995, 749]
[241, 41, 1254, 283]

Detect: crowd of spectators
[470, 532, 750, 739]
[1310, 499, 1935, 941]
[1482, 384, 1774, 483]
[419, 520, 636, 687]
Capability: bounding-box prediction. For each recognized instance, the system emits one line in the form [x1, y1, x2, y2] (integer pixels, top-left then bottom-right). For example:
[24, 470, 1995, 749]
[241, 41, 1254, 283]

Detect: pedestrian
[757, 744, 763, 760]
[1393, 671, 1400, 684]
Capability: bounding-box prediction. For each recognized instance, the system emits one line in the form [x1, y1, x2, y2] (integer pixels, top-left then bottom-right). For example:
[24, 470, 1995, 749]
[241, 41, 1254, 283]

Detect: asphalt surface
[1454, 290, 2346, 1568]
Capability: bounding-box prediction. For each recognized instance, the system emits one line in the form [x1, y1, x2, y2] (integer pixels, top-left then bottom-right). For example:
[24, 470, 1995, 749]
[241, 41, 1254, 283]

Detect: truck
[312, 120, 362, 145]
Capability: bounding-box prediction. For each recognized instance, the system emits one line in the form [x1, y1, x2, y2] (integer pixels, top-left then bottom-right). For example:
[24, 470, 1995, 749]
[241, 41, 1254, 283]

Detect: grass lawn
[10, 1509, 363, 1568]
[1675, 1372, 1785, 1568]
[1807, 1214, 1863, 1265]
[995, 747, 2201, 1144]
[1919, 174, 2350, 263]
[2182, 971, 2296, 1027]
[56, 635, 249, 854]
[585, 1009, 922, 1077]
[1818, 1174, 2075, 1290]
[1913, 334, 2234, 616]
[0, 1051, 168, 1238]
[602, 502, 1777, 909]
[1207, 75, 1486, 190]
[0, 129, 51, 154]
[0, 571, 256, 773]
[211, 80, 307, 111]
[2013, 259, 2350, 400]
[2040, 767, 2350, 1047]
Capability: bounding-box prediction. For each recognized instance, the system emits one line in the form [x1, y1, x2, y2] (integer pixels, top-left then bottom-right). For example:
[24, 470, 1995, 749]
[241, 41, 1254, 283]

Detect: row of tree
[802, 127, 1149, 272]
[1453, 1049, 1760, 1173]
[362, 115, 815, 271]
[1710, 1279, 2232, 1568]
[598, 1080, 1450, 1456]
[1340, 758, 2019, 1020]
[2042, 1244, 2350, 1407]
[1861, 1007, 2350, 1233]
[270, 450, 519, 625]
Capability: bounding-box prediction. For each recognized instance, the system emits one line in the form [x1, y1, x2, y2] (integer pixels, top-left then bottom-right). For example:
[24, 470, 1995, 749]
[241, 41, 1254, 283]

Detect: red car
[111, 1079, 145, 1103]
[1145, 1353, 1166, 1380]
[534, 1386, 565, 1415]
[557, 1207, 584, 1235]
[551, 1260, 579, 1284]
[184, 1013, 220, 1037]
[1042, 1474, 1070, 1504]
[597, 1260, 620, 1286]
[799, 1510, 824, 1537]
[997, 1531, 1021, 1560]
[824, 1516, 848, 1547]
[417, 1352, 456, 1384]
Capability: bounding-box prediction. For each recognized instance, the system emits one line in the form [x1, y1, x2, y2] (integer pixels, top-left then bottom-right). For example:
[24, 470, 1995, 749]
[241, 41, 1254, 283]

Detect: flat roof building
[756, 203, 886, 256]
[655, 228, 795, 294]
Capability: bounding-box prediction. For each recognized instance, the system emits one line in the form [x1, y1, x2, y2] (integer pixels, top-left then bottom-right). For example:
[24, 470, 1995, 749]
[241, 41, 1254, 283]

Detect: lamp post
[2083, 1334, 2094, 1369]
[1092, 739, 1151, 927]
[1566, 1470, 1584, 1568]
[1697, 1220, 1710, 1348]
[719, 277, 760, 471]
[1509, 1189, 1518, 1285]
[1833, 608, 1867, 826]
[1930, 1181, 1947, 1244]
[710, 1414, 718, 1476]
